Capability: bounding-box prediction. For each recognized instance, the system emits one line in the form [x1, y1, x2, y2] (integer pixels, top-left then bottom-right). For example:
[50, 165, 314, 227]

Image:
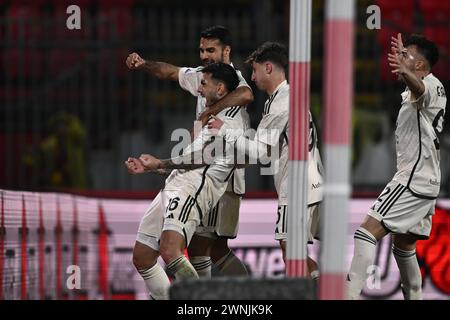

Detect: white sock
[215, 249, 248, 276]
[346, 227, 377, 300]
[166, 255, 199, 280]
[190, 256, 212, 278]
[137, 263, 170, 300]
[392, 246, 422, 300]
[310, 270, 320, 281]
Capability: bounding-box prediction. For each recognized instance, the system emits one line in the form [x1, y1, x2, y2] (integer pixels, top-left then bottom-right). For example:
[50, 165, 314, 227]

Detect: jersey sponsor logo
[429, 179, 440, 186]
[312, 182, 322, 189]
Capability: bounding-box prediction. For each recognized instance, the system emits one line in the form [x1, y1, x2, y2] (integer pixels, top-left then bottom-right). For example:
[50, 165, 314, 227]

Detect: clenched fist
[139, 154, 162, 171]
[126, 52, 145, 70]
[124, 157, 145, 174]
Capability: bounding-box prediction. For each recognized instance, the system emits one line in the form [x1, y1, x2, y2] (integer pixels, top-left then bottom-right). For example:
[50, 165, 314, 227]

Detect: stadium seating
[418, 0, 450, 24]
[376, 0, 414, 32]
[47, 49, 87, 77]
[4, 3, 43, 41]
[97, 7, 134, 41]
[4, 49, 44, 78]
[98, 0, 135, 7]
[423, 26, 450, 81]
[423, 26, 450, 49]
[375, 0, 414, 81]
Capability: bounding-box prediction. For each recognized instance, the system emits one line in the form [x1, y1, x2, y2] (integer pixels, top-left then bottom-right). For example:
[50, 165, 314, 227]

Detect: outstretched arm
[388, 34, 425, 99]
[208, 116, 271, 164]
[138, 152, 208, 171]
[126, 52, 180, 81]
[124, 157, 169, 175]
[198, 86, 254, 125]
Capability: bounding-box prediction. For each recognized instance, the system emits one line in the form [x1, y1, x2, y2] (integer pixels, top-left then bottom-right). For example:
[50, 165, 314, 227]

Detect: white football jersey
[164, 106, 249, 214]
[392, 73, 446, 198]
[307, 111, 324, 204]
[255, 80, 323, 205]
[178, 63, 250, 195]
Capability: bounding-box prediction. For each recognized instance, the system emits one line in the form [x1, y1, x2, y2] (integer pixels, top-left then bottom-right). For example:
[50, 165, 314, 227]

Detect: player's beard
[202, 59, 214, 66]
[202, 51, 225, 66]
[205, 92, 221, 107]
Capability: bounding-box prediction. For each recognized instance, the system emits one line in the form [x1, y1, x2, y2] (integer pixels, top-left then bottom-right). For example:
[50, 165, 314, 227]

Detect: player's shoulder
[221, 106, 244, 120]
[424, 74, 447, 104]
[424, 73, 444, 89]
[234, 68, 245, 78]
[270, 84, 289, 113]
[219, 107, 247, 128]
[235, 69, 250, 88]
[274, 82, 289, 101]
[278, 85, 290, 101]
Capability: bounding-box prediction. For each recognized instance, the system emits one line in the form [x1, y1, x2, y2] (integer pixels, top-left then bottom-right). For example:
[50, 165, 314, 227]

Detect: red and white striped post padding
[287, 0, 311, 277]
[319, 0, 355, 299]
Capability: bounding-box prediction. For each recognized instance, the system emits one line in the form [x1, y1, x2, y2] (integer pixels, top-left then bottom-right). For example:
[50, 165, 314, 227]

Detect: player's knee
[132, 253, 146, 270]
[133, 241, 159, 270]
[159, 244, 182, 265]
[360, 216, 386, 241]
[159, 230, 186, 264]
[188, 235, 212, 257]
[213, 237, 229, 251]
[210, 238, 229, 261]
[392, 234, 417, 251]
[133, 248, 156, 270]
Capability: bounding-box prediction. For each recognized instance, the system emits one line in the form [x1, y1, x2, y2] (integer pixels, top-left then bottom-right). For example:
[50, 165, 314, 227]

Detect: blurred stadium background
[0, 0, 449, 300]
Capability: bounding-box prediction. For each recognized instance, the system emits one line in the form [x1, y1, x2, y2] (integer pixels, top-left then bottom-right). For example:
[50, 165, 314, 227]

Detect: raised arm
[388, 34, 425, 99]
[138, 150, 208, 171]
[125, 157, 170, 175]
[198, 86, 254, 125]
[137, 129, 216, 171]
[126, 52, 180, 82]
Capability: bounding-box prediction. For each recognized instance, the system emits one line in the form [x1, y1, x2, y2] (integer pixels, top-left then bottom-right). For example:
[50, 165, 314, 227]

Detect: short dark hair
[201, 63, 239, 92]
[200, 25, 232, 47]
[404, 34, 439, 68]
[245, 42, 288, 71]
